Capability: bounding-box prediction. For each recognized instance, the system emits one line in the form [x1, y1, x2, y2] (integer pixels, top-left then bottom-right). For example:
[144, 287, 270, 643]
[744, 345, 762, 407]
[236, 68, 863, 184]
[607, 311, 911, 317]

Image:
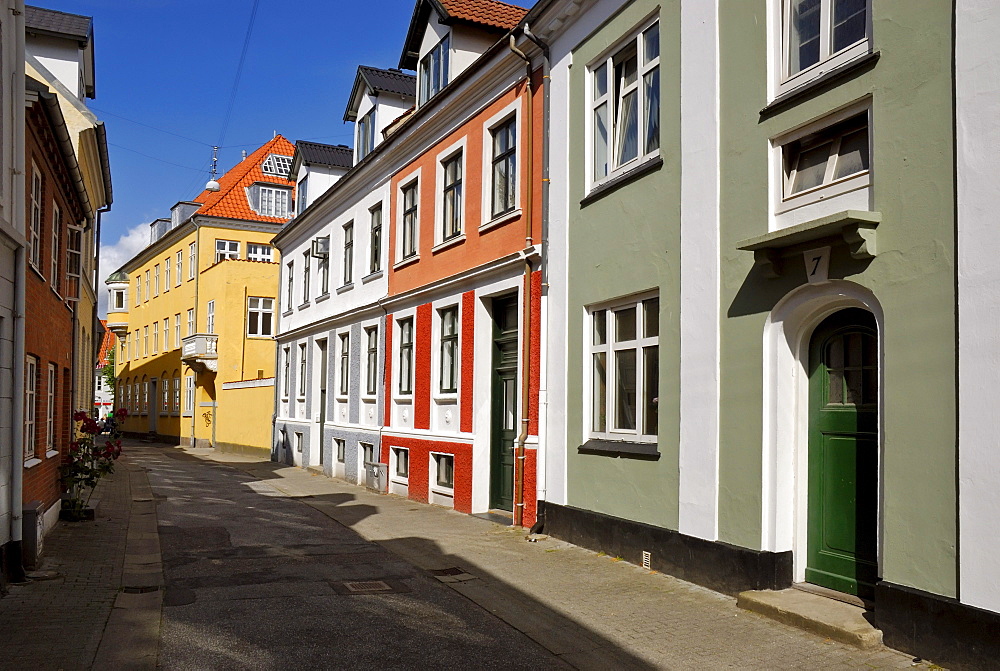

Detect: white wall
[299, 165, 342, 212]
[26, 35, 82, 100]
[957, 0, 1000, 614]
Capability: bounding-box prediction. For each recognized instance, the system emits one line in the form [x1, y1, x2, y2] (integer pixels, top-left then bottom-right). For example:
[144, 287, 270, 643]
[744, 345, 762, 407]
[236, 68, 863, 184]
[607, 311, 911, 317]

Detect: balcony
[181, 333, 218, 372]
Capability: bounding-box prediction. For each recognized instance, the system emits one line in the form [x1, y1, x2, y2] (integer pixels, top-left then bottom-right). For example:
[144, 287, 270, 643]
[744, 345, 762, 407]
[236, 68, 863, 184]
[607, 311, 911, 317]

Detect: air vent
[642, 551, 651, 570]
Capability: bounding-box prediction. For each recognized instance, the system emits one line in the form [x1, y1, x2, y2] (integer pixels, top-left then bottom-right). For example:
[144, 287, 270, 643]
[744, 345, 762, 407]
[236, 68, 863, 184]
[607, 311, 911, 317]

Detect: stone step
[737, 587, 883, 650]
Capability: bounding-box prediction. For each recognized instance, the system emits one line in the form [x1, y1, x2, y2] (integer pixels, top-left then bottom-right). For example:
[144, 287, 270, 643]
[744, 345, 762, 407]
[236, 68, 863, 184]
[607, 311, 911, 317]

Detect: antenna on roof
[205, 146, 221, 192]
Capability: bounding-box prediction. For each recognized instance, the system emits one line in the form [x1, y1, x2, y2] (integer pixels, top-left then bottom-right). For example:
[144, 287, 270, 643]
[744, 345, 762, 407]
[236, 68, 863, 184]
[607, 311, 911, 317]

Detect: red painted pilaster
[529, 270, 542, 436]
[383, 312, 393, 427]
[460, 290, 475, 433]
[415, 303, 432, 430]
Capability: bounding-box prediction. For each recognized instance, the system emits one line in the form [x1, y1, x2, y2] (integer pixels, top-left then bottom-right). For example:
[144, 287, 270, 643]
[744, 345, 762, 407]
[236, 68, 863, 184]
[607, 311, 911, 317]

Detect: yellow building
[105, 136, 295, 454]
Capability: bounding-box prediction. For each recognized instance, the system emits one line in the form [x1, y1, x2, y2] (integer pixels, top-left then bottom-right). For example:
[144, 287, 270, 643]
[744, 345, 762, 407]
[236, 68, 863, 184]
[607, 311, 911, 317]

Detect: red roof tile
[438, 0, 527, 31]
[191, 135, 297, 223]
[96, 320, 116, 367]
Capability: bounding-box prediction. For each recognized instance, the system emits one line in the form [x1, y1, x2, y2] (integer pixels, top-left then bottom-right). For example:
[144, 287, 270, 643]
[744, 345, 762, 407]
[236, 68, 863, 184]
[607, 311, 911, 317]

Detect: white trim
[435, 136, 468, 246]
[221, 378, 275, 390]
[396, 168, 422, 264]
[480, 98, 522, 227]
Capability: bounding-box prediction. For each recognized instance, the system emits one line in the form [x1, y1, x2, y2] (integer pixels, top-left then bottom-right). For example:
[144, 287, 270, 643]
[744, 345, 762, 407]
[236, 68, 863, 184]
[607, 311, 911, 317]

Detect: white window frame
[184, 375, 195, 417]
[434, 138, 466, 249]
[175, 314, 181, 347]
[342, 222, 354, 286]
[163, 318, 170, 351]
[247, 243, 273, 262]
[45, 363, 55, 451]
[396, 171, 421, 265]
[261, 154, 293, 177]
[50, 202, 61, 291]
[302, 251, 311, 303]
[480, 100, 522, 229]
[144, 270, 150, 302]
[143, 326, 149, 357]
[187, 309, 195, 336]
[247, 297, 274, 337]
[206, 300, 215, 334]
[369, 204, 383, 275]
[338, 333, 350, 398]
[587, 17, 660, 190]
[776, 0, 871, 97]
[164, 256, 171, 292]
[430, 452, 455, 492]
[286, 261, 295, 309]
[298, 344, 307, 398]
[66, 225, 82, 300]
[152, 321, 159, 354]
[29, 162, 42, 270]
[25, 356, 37, 462]
[173, 376, 181, 413]
[282, 346, 291, 399]
[364, 326, 379, 398]
[419, 33, 450, 104]
[161, 377, 170, 415]
[317, 237, 330, 295]
[215, 239, 240, 262]
[257, 185, 292, 218]
[153, 264, 160, 297]
[586, 292, 660, 443]
[189, 242, 197, 279]
[175, 250, 183, 286]
[392, 446, 409, 483]
[112, 289, 126, 311]
[437, 305, 459, 395]
[357, 108, 376, 160]
[135, 277, 141, 306]
[397, 317, 414, 396]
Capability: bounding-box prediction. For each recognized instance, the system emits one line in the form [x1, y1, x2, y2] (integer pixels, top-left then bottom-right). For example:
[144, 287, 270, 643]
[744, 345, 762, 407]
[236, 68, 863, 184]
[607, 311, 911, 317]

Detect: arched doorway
[806, 308, 878, 598]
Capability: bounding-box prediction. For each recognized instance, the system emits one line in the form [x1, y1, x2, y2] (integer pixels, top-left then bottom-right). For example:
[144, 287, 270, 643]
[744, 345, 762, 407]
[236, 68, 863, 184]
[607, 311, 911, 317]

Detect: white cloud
[97, 222, 150, 318]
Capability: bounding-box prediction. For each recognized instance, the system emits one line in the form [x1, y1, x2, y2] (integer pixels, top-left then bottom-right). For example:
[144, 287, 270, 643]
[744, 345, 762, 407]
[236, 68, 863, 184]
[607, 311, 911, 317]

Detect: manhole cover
[122, 585, 160, 594]
[329, 579, 411, 595]
[429, 567, 465, 576]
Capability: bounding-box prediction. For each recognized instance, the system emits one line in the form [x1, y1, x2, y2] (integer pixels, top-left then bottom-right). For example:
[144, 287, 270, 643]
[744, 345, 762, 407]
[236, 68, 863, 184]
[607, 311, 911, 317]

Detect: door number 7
[803, 246, 830, 284]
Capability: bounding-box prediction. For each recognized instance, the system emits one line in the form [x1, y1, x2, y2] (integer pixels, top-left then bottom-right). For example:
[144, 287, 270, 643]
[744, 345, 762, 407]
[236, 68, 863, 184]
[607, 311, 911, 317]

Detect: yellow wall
[215, 385, 274, 456]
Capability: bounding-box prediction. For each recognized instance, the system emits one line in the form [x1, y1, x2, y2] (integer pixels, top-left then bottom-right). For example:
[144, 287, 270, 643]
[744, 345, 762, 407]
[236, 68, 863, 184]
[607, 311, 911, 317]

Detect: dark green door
[490, 295, 519, 511]
[806, 308, 878, 598]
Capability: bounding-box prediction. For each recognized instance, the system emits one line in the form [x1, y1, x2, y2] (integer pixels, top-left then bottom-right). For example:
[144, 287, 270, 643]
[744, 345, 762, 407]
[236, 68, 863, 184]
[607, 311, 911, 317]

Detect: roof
[106, 270, 128, 283]
[344, 66, 416, 121]
[190, 135, 296, 223]
[296, 141, 353, 169]
[96, 320, 115, 367]
[399, 0, 528, 69]
[25, 5, 92, 41]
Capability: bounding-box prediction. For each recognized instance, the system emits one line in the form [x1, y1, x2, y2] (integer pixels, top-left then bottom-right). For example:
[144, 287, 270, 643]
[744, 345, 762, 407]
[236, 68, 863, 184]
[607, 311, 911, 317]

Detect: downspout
[9, 243, 27, 583]
[192, 220, 200, 447]
[509, 34, 534, 528]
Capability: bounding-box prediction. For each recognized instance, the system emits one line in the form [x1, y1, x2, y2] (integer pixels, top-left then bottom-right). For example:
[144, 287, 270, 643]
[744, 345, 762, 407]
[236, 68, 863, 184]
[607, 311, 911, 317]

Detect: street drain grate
[329, 579, 411, 596]
[429, 567, 465, 576]
[122, 585, 160, 594]
[429, 567, 476, 583]
[344, 580, 392, 593]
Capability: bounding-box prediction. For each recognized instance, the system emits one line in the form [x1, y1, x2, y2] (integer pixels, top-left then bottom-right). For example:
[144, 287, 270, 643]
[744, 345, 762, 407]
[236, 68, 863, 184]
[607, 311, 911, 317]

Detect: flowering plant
[60, 407, 127, 517]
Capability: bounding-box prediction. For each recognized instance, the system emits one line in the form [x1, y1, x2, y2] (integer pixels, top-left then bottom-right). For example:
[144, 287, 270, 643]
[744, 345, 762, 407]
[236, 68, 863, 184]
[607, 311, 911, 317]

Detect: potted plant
[59, 408, 126, 521]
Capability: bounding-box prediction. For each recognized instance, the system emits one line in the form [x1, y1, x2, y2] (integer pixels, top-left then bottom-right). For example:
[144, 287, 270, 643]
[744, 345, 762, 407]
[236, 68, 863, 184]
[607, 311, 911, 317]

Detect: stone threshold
[737, 587, 883, 650]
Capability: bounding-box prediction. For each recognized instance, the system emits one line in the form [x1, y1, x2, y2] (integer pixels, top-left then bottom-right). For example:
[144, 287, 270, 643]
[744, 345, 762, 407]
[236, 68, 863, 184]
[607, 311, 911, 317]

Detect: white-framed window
[142, 379, 148, 414]
[25, 356, 37, 461]
[153, 264, 160, 296]
[144, 270, 150, 302]
[297, 177, 309, 215]
[357, 109, 376, 160]
[66, 226, 82, 300]
[286, 261, 295, 309]
[163, 318, 170, 350]
[215, 239, 239, 262]
[491, 119, 517, 218]
[50, 202, 61, 291]
[339, 333, 350, 396]
[393, 447, 409, 480]
[143, 326, 149, 356]
[419, 33, 450, 104]
[161, 378, 170, 414]
[152, 321, 159, 354]
[175, 250, 183, 285]
[398, 317, 413, 395]
[175, 314, 181, 347]
[302, 251, 311, 302]
[45, 364, 55, 450]
[342, 222, 354, 286]
[173, 376, 181, 412]
[189, 242, 197, 279]
[206, 300, 215, 334]
[781, 0, 869, 93]
[282, 346, 291, 399]
[112, 289, 126, 311]
[135, 277, 141, 306]
[779, 110, 869, 212]
[369, 204, 382, 274]
[261, 154, 293, 177]
[317, 237, 330, 295]
[184, 375, 195, 416]
[588, 294, 659, 441]
[442, 151, 463, 240]
[29, 163, 42, 270]
[187, 309, 195, 336]
[120, 334, 127, 360]
[400, 180, 418, 260]
[365, 326, 379, 396]
[164, 257, 171, 291]
[439, 306, 458, 394]
[256, 185, 292, 218]
[247, 243, 272, 262]
[590, 19, 659, 186]
[247, 297, 274, 337]
[298, 344, 307, 398]
[432, 453, 454, 489]
[362, 442, 376, 464]
[336, 439, 346, 463]
[133, 329, 139, 360]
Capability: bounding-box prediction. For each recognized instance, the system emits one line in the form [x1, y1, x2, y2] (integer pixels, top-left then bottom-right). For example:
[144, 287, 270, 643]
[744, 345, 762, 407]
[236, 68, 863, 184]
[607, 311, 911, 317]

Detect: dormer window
[357, 109, 376, 160]
[261, 154, 293, 178]
[248, 183, 293, 218]
[419, 34, 450, 104]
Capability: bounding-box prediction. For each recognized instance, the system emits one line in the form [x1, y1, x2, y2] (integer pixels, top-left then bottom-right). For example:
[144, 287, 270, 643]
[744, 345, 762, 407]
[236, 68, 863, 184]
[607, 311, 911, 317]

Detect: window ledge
[430, 484, 455, 496]
[581, 157, 663, 207]
[24, 458, 42, 469]
[282, 309, 293, 317]
[578, 438, 660, 459]
[315, 292, 331, 303]
[433, 394, 458, 404]
[762, 51, 880, 118]
[336, 283, 354, 295]
[480, 209, 521, 233]
[362, 270, 383, 284]
[432, 234, 466, 254]
[737, 209, 881, 278]
[45, 449, 59, 459]
[298, 301, 311, 309]
[394, 397, 413, 404]
[393, 255, 420, 271]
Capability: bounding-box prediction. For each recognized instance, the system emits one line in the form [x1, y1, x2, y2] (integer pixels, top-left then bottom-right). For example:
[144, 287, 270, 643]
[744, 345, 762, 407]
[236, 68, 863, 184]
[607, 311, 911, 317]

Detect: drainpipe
[9, 243, 27, 583]
[509, 34, 534, 528]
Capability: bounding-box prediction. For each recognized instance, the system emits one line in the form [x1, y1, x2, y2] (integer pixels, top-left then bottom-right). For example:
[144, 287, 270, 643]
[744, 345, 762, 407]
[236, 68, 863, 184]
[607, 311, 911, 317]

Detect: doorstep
[737, 587, 883, 650]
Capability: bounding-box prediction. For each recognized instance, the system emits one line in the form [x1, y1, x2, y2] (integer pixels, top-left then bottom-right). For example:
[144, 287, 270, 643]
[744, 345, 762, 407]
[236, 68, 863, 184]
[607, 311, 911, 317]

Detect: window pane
[789, 0, 821, 74]
[643, 345, 658, 435]
[616, 90, 639, 164]
[615, 307, 636, 342]
[615, 349, 637, 430]
[594, 63, 608, 99]
[594, 103, 609, 179]
[644, 24, 659, 63]
[593, 352, 607, 432]
[616, 49, 638, 87]
[593, 310, 607, 345]
[261, 312, 272, 336]
[833, 0, 866, 53]
[644, 68, 660, 153]
[833, 128, 869, 180]
[791, 141, 832, 193]
[643, 298, 659, 337]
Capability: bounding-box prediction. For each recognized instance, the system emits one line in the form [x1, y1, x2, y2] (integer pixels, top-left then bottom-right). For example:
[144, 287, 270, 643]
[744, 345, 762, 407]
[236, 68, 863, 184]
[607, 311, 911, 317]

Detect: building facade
[94, 319, 114, 415]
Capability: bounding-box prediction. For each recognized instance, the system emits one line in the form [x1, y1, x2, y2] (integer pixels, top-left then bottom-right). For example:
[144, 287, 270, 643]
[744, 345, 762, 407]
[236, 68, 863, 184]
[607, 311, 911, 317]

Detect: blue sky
[44, 0, 423, 314]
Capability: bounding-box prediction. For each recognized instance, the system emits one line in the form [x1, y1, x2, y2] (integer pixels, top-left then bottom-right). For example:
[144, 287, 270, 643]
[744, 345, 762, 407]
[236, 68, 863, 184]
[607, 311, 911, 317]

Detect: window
[257, 186, 292, 218]
[112, 289, 126, 311]
[286, 261, 295, 308]
[45, 364, 55, 450]
[434, 453, 454, 488]
[401, 182, 418, 260]
[25, 356, 37, 461]
[439, 307, 458, 393]
[66, 226, 82, 300]
[442, 153, 463, 239]
[50, 203, 61, 290]
[336, 439, 346, 463]
[394, 447, 409, 478]
[163, 318, 170, 350]
[343, 222, 353, 285]
[144, 271, 150, 302]
[173, 376, 181, 412]
[302, 251, 311, 302]
[164, 257, 171, 291]
[152, 321, 158, 354]
[369, 205, 382, 274]
[357, 108, 376, 160]
[366, 327, 379, 396]
[189, 242, 197, 279]
[282, 347, 291, 398]
[362, 442, 376, 464]
[143, 326, 149, 356]
[784, 0, 868, 81]
[247, 243, 272, 262]
[297, 177, 309, 215]
[120, 335, 127, 360]
[782, 112, 869, 203]
[491, 119, 517, 218]
[187, 309, 195, 336]
[185, 376, 195, 415]
[153, 264, 160, 296]
[175, 314, 181, 347]
[29, 163, 41, 270]
[261, 154, 293, 177]
[298, 344, 307, 397]
[247, 297, 274, 337]
[133, 330, 139, 360]
[589, 296, 659, 440]
[142, 380, 149, 414]
[419, 34, 450, 104]
[176, 250, 183, 285]
[206, 301, 215, 334]
[318, 238, 330, 295]
[592, 21, 659, 184]
[215, 239, 239, 262]
[339, 333, 350, 396]
[135, 277, 141, 306]
[398, 318, 413, 395]
[162, 378, 170, 413]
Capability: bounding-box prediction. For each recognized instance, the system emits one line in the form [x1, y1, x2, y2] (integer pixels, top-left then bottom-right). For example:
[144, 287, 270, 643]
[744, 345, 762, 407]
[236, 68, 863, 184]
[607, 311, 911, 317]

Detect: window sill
[432, 234, 466, 254]
[434, 394, 458, 404]
[480, 208, 521, 233]
[336, 283, 354, 295]
[776, 173, 869, 215]
[282, 309, 293, 317]
[429, 484, 455, 497]
[395, 396, 413, 404]
[361, 270, 383, 284]
[45, 449, 59, 459]
[298, 301, 311, 309]
[581, 156, 663, 207]
[762, 51, 880, 118]
[28, 264, 45, 282]
[24, 458, 42, 469]
[390, 476, 409, 486]
[315, 292, 331, 304]
[393, 255, 420, 271]
[247, 334, 274, 339]
[578, 438, 660, 459]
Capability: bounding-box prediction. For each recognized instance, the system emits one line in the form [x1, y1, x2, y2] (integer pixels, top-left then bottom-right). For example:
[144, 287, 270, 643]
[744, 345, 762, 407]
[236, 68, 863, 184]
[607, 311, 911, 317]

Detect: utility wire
[90, 106, 213, 146]
[217, 0, 262, 148]
[107, 142, 207, 172]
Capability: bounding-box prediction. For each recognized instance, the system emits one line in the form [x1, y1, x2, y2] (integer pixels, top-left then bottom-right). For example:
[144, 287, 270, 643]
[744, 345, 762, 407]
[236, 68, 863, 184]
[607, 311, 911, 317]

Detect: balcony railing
[181, 333, 218, 372]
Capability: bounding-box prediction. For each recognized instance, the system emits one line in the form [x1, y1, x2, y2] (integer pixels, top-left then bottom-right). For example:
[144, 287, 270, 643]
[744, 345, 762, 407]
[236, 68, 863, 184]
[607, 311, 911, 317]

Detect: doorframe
[761, 280, 885, 585]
